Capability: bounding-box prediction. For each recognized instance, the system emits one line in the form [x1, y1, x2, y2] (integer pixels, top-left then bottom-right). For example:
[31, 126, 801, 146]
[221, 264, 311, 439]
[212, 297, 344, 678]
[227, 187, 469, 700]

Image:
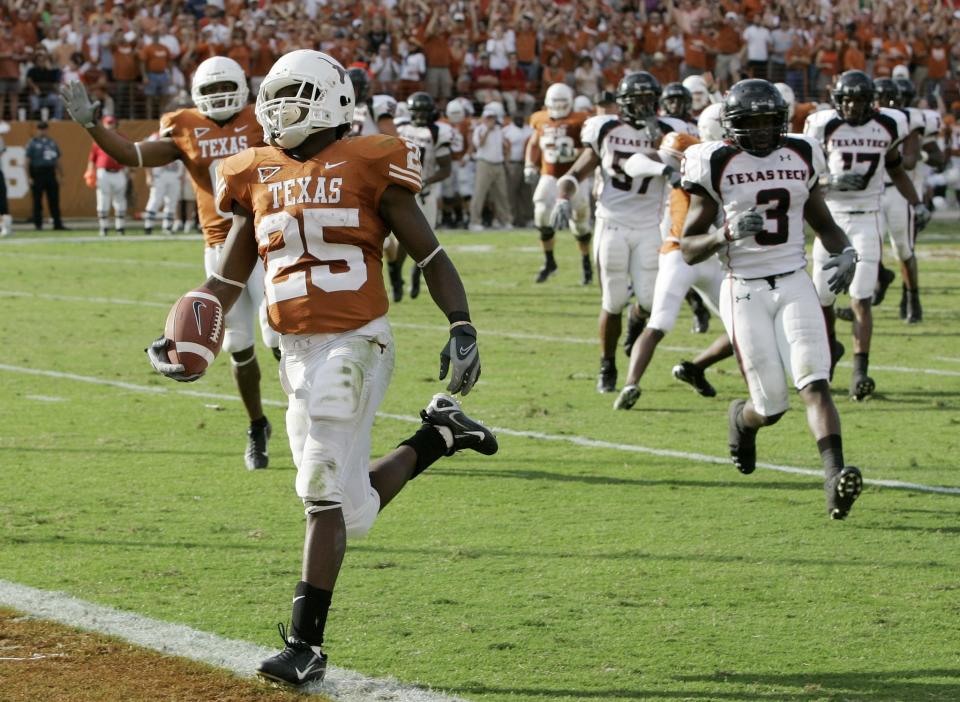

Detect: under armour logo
[735, 294, 751, 302]
[779, 154, 792, 161]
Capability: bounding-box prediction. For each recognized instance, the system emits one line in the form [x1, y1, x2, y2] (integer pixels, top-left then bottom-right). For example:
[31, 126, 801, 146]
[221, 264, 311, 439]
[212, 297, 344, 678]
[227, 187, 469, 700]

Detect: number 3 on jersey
[255, 209, 366, 304]
[755, 188, 790, 246]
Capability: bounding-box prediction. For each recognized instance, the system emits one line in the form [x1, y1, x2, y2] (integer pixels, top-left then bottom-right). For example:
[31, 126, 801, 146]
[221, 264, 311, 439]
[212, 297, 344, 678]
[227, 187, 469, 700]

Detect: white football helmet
[371, 94, 398, 122]
[445, 99, 465, 124]
[255, 50, 355, 149]
[191, 56, 249, 121]
[484, 100, 506, 119]
[545, 83, 574, 119]
[774, 82, 796, 122]
[697, 102, 724, 141]
[573, 94, 593, 113]
[394, 102, 411, 126]
[682, 75, 711, 112]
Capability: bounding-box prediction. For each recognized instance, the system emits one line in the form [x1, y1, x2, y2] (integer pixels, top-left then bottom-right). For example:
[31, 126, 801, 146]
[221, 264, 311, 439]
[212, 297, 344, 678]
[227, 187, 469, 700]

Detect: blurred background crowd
[5, 0, 960, 124]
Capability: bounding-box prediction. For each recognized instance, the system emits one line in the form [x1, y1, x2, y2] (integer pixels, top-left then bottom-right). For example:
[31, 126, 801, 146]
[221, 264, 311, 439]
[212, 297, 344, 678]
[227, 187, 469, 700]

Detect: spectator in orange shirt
[714, 12, 743, 90]
[814, 37, 839, 101]
[910, 28, 929, 96]
[250, 24, 278, 95]
[0, 23, 26, 121]
[111, 30, 139, 118]
[12, 8, 38, 48]
[227, 30, 252, 77]
[141, 29, 173, 119]
[513, 13, 538, 82]
[540, 52, 566, 99]
[421, 12, 453, 100]
[926, 34, 948, 103]
[642, 11, 669, 57]
[649, 50, 679, 86]
[842, 40, 866, 73]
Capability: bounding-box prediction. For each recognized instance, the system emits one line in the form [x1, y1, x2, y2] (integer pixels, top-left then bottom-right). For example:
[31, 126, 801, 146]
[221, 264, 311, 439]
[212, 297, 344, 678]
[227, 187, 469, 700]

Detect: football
[163, 288, 225, 376]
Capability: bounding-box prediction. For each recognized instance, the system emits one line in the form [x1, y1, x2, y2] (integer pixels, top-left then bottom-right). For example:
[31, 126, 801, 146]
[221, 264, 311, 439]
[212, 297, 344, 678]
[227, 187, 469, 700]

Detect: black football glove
[145, 336, 203, 382]
[439, 323, 480, 395]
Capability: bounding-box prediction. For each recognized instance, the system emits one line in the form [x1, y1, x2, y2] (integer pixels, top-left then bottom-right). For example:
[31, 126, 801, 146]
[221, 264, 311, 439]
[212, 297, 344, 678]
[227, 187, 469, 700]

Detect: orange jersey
[659, 187, 690, 254]
[217, 135, 423, 335]
[160, 105, 263, 247]
[792, 102, 819, 135]
[529, 110, 589, 177]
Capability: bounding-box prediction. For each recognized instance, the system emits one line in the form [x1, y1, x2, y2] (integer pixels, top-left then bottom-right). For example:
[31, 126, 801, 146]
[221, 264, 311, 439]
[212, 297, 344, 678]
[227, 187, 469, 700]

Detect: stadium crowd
[5, 0, 960, 123]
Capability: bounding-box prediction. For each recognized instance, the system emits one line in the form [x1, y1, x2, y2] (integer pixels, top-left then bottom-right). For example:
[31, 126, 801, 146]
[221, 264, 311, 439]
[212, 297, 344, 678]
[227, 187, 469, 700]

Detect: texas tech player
[556, 72, 678, 392]
[396, 92, 453, 300]
[148, 50, 496, 688]
[61, 56, 279, 470]
[525, 83, 592, 284]
[804, 70, 927, 400]
[347, 67, 398, 137]
[681, 79, 862, 520]
[143, 130, 184, 236]
[440, 99, 472, 229]
[659, 83, 700, 136]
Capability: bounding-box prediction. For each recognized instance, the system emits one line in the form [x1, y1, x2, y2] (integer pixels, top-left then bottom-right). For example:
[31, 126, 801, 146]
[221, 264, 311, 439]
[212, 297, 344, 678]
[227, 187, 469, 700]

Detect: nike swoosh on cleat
[292, 595, 305, 603]
[324, 160, 348, 169]
[295, 659, 321, 681]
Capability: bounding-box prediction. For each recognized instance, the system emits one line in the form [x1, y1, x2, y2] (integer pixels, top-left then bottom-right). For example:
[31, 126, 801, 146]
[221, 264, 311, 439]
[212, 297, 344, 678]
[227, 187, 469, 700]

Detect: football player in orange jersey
[61, 57, 279, 471]
[146, 50, 497, 688]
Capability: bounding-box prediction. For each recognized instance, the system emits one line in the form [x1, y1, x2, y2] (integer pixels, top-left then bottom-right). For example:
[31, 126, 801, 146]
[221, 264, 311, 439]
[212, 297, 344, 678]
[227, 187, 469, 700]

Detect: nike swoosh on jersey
[234, 125, 248, 133]
[324, 160, 348, 169]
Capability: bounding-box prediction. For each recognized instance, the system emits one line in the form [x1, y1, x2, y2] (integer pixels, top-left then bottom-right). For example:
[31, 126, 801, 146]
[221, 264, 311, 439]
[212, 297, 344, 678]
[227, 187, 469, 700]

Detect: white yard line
[1, 362, 958, 496]
[0, 234, 203, 245]
[0, 250, 198, 268]
[0, 580, 467, 702]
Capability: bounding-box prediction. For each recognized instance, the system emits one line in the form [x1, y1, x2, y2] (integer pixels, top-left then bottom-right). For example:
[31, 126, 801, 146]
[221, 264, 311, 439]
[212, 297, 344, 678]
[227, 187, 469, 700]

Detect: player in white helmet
[526, 82, 594, 284]
[439, 99, 471, 229]
[61, 55, 280, 470]
[347, 67, 398, 137]
[697, 102, 725, 141]
[574, 94, 594, 113]
[682, 74, 718, 116]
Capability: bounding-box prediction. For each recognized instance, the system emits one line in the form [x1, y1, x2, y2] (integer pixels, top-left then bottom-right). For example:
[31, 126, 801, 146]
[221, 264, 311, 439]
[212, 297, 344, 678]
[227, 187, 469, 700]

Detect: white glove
[623, 152, 668, 179]
[913, 203, 931, 231]
[60, 81, 101, 129]
[145, 337, 203, 382]
[723, 207, 765, 241]
[827, 172, 867, 191]
[823, 246, 859, 294]
[550, 198, 572, 231]
[523, 166, 539, 184]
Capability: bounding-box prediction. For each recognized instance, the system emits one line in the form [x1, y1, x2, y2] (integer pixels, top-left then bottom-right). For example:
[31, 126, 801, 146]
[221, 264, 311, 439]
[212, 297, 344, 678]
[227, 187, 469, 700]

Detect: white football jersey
[804, 106, 907, 212]
[659, 114, 700, 137]
[682, 136, 825, 278]
[582, 115, 680, 225]
[397, 121, 453, 181]
[922, 108, 943, 147]
[350, 95, 398, 137]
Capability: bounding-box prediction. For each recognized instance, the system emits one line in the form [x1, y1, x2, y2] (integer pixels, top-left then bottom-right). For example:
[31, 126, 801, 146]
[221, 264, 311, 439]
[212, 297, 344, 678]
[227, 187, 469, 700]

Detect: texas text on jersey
[803, 106, 907, 212]
[582, 114, 676, 225]
[217, 134, 422, 334]
[161, 104, 263, 246]
[682, 135, 825, 278]
[529, 109, 590, 178]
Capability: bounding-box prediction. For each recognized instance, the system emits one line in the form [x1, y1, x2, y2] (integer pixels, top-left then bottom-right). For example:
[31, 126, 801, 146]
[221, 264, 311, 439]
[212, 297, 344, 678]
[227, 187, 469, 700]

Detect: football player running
[681, 79, 863, 520]
[525, 83, 593, 284]
[556, 71, 682, 393]
[146, 50, 496, 688]
[61, 57, 280, 470]
[804, 70, 928, 400]
[396, 92, 453, 300]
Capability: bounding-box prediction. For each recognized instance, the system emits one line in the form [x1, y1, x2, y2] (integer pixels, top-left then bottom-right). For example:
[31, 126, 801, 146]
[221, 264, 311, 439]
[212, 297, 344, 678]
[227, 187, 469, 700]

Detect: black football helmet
[873, 77, 900, 108]
[347, 67, 370, 105]
[832, 70, 875, 126]
[616, 71, 661, 127]
[721, 79, 788, 157]
[893, 77, 917, 107]
[407, 91, 436, 126]
[660, 82, 692, 119]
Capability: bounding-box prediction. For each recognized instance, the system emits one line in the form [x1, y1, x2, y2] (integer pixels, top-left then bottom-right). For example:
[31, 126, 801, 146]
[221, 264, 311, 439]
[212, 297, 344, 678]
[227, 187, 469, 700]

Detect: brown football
[163, 288, 224, 376]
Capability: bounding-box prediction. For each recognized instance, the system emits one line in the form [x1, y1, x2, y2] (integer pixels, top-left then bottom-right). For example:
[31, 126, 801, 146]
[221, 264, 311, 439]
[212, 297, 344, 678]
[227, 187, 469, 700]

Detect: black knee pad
[539, 226, 555, 242]
[763, 411, 786, 427]
[574, 232, 592, 244]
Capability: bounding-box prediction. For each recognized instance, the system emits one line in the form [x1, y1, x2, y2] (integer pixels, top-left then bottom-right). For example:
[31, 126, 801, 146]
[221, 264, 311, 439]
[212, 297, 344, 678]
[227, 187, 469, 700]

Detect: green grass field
[1, 223, 959, 702]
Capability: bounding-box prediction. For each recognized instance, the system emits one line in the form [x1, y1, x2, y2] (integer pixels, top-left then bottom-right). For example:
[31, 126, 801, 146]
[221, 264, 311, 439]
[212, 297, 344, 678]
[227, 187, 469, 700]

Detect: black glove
[145, 336, 203, 382]
[439, 323, 480, 395]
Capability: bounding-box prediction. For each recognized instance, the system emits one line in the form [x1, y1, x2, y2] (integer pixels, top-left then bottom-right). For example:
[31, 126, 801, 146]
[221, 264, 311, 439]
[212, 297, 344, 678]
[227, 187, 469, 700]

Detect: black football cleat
[535, 258, 558, 283]
[687, 292, 711, 334]
[410, 266, 422, 299]
[613, 384, 640, 410]
[829, 339, 845, 383]
[873, 265, 895, 306]
[906, 289, 922, 324]
[825, 466, 863, 520]
[256, 623, 327, 687]
[581, 257, 593, 286]
[850, 372, 875, 401]
[245, 418, 271, 470]
[899, 286, 908, 320]
[623, 313, 645, 357]
[672, 361, 717, 397]
[420, 393, 498, 456]
[388, 262, 404, 303]
[597, 359, 617, 393]
[728, 399, 757, 475]
[835, 307, 855, 322]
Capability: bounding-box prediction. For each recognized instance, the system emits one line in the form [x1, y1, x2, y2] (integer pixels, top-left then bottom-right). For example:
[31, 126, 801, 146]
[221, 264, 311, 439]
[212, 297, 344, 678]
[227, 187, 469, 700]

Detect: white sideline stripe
[0, 251, 198, 268]
[0, 234, 204, 245]
[935, 356, 960, 363]
[0, 580, 468, 702]
[2, 363, 959, 497]
[3, 288, 960, 377]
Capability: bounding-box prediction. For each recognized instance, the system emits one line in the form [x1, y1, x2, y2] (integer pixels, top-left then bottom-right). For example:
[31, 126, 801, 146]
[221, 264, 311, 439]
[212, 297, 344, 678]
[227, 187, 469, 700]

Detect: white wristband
[212, 271, 246, 288]
[134, 142, 143, 168]
[557, 174, 579, 196]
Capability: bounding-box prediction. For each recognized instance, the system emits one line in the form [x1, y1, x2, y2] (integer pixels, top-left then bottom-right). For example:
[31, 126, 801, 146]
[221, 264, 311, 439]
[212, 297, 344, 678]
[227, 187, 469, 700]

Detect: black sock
[735, 405, 758, 435]
[600, 356, 616, 372]
[817, 434, 844, 474]
[853, 352, 869, 376]
[291, 581, 332, 646]
[581, 254, 590, 266]
[250, 415, 268, 429]
[545, 250, 556, 265]
[399, 425, 448, 478]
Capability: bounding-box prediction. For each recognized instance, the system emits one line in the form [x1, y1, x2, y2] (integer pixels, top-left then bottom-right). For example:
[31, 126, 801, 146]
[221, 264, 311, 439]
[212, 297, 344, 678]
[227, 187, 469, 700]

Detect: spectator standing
[742, 15, 772, 81]
[500, 52, 535, 117]
[25, 122, 65, 231]
[514, 13, 538, 82]
[770, 19, 794, 84]
[421, 12, 453, 101]
[469, 104, 512, 231]
[398, 40, 426, 100]
[112, 30, 140, 118]
[370, 43, 401, 96]
[485, 23, 515, 72]
[141, 29, 174, 119]
[714, 13, 743, 90]
[0, 23, 26, 121]
[502, 113, 533, 227]
[927, 34, 948, 104]
[573, 55, 602, 102]
[250, 25, 278, 96]
[227, 30, 252, 77]
[26, 50, 63, 120]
